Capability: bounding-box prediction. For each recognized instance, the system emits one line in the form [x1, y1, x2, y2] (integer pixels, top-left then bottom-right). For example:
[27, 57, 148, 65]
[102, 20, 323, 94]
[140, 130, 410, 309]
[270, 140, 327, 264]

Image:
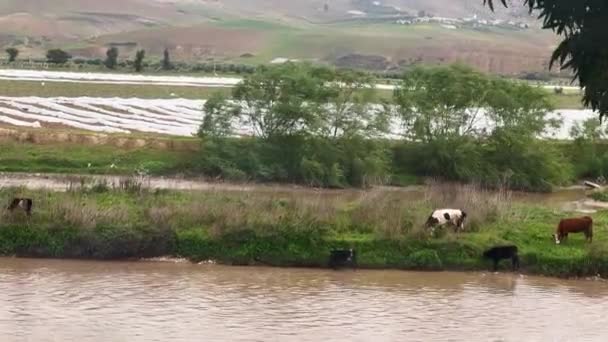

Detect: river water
[1, 258, 608, 342]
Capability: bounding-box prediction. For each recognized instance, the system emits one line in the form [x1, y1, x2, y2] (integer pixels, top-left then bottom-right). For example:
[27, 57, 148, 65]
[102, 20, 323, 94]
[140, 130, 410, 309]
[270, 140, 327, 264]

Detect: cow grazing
[328, 249, 357, 270]
[483, 245, 519, 271]
[7, 198, 33, 216]
[554, 216, 593, 245]
[425, 209, 467, 232]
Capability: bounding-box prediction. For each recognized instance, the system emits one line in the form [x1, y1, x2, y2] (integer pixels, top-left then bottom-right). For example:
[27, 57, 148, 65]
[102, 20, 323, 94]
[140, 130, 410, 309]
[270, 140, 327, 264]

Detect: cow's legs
[511, 255, 520, 271]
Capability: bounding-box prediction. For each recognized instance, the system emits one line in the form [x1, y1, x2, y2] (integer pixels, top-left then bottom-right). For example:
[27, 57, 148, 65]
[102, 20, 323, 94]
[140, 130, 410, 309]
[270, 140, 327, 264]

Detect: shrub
[406, 249, 443, 270]
[46, 49, 71, 64]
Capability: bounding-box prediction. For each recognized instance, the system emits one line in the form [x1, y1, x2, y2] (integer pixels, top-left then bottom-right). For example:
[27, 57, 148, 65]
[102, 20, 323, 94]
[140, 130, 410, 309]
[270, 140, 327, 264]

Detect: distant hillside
[0, 0, 558, 75]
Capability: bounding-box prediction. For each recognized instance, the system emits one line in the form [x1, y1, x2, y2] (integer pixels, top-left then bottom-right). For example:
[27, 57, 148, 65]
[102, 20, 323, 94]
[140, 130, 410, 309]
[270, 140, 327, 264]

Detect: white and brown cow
[425, 209, 467, 233]
[7, 198, 33, 216]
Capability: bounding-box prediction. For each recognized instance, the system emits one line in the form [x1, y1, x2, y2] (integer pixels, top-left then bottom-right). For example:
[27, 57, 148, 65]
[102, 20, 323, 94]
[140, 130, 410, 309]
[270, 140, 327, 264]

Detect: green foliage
[162, 48, 172, 70]
[484, 132, 572, 191]
[198, 92, 239, 138]
[317, 69, 388, 139]
[134, 50, 146, 72]
[300, 158, 326, 187]
[405, 250, 443, 270]
[393, 65, 492, 142]
[391, 65, 567, 191]
[197, 63, 393, 188]
[5, 48, 18, 62]
[567, 118, 608, 180]
[393, 64, 555, 142]
[201, 63, 389, 141]
[104, 47, 119, 69]
[46, 49, 72, 64]
[229, 63, 327, 138]
[196, 136, 389, 187]
[589, 191, 608, 203]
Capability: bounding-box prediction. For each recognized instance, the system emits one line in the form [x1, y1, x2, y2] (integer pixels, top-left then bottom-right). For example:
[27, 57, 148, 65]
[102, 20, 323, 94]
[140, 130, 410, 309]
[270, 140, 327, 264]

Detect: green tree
[392, 65, 492, 142]
[317, 69, 388, 139]
[5, 48, 18, 62]
[104, 47, 119, 69]
[568, 117, 608, 180]
[571, 117, 608, 141]
[392, 64, 565, 189]
[162, 48, 172, 70]
[134, 50, 146, 72]
[196, 64, 392, 188]
[393, 65, 556, 141]
[46, 49, 71, 64]
[485, 1, 608, 120]
[229, 63, 326, 139]
[484, 79, 559, 137]
[198, 92, 239, 138]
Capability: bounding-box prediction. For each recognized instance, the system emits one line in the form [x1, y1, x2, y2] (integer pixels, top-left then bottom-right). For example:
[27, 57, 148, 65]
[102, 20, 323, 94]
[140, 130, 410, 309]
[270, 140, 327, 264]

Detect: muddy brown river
[1, 258, 608, 341]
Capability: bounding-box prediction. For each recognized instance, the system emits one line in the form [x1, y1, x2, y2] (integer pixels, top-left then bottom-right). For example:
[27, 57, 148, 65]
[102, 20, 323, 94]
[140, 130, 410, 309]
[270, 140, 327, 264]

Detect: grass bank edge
[0, 185, 607, 278]
[0, 220, 604, 279]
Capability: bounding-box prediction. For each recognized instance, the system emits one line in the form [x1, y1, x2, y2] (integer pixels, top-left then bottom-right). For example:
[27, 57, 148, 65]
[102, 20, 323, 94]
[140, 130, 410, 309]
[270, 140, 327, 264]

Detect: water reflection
[1, 259, 608, 342]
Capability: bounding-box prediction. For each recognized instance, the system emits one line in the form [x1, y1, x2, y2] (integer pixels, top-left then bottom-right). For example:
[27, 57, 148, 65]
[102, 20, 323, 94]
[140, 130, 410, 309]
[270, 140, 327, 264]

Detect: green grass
[0, 184, 607, 278]
[0, 141, 200, 175]
[589, 191, 608, 202]
[0, 79, 231, 99]
[549, 93, 584, 109]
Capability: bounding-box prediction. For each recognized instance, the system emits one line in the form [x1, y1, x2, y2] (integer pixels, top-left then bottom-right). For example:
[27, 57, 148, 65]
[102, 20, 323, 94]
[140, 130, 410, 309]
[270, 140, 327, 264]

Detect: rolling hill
[0, 0, 558, 75]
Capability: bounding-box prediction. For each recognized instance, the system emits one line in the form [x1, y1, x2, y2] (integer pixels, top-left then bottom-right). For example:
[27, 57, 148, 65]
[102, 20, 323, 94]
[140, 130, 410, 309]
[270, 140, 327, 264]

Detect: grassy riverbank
[0, 139, 200, 175]
[1, 182, 606, 278]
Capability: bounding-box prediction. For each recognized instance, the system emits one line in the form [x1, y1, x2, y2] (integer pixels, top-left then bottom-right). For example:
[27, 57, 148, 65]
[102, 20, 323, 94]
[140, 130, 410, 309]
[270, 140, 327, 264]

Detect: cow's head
[425, 216, 439, 228]
[553, 233, 561, 245]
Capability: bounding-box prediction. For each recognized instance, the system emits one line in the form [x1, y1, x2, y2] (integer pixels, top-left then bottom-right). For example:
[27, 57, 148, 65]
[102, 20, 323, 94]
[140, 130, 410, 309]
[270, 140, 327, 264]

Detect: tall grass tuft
[423, 180, 513, 231]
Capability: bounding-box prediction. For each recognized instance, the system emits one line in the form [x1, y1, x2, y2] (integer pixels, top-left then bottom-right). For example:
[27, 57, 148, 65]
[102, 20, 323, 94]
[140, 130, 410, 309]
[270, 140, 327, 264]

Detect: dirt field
[0, 0, 558, 75]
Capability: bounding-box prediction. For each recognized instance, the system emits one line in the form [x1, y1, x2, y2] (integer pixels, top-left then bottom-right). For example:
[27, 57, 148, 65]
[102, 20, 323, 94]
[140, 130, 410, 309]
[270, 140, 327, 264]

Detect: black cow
[7, 198, 33, 216]
[483, 245, 519, 271]
[329, 249, 357, 270]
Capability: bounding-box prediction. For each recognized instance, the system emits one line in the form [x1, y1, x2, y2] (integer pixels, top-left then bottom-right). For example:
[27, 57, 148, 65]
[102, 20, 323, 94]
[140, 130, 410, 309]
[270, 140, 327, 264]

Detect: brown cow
[553, 216, 593, 245]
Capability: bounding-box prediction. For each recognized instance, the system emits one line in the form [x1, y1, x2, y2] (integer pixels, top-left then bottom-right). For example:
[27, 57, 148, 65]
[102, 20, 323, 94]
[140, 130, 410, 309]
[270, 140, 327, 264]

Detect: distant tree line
[2, 47, 258, 75]
[196, 63, 576, 191]
[1, 47, 570, 86]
